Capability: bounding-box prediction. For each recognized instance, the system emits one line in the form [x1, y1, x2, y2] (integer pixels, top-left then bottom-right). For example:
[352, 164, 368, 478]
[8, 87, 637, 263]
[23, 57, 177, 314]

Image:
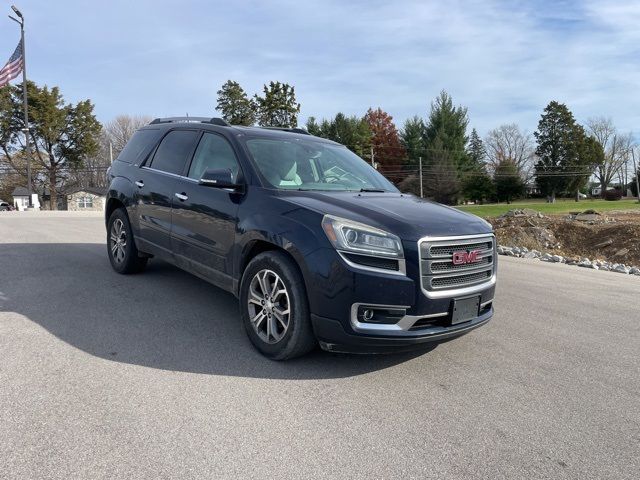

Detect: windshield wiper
[359, 188, 386, 193]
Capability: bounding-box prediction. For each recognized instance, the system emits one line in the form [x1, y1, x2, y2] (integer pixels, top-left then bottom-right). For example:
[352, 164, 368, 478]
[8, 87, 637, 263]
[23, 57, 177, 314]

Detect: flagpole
[9, 5, 32, 208]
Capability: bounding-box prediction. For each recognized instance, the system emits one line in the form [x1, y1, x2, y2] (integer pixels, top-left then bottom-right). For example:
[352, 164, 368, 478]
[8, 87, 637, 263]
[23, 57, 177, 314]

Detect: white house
[66, 187, 107, 212]
[11, 187, 40, 210]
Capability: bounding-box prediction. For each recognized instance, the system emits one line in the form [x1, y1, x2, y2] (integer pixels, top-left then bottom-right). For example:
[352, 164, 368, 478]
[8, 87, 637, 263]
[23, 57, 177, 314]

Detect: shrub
[603, 189, 622, 201]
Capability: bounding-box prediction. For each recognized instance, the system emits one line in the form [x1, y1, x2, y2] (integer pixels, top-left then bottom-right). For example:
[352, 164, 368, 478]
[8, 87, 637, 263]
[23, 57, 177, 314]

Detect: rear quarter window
[116, 129, 163, 164]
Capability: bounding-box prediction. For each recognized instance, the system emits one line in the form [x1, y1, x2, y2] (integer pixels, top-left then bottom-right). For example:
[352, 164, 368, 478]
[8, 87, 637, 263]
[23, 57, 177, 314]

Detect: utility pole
[9, 5, 32, 208]
[419, 156, 423, 198]
[632, 148, 640, 203]
[370, 146, 375, 168]
[109, 142, 114, 164]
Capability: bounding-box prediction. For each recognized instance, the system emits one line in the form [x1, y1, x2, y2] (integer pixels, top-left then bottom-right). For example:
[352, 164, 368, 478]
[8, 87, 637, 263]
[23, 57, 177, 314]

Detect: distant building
[11, 187, 40, 210]
[525, 181, 540, 196]
[65, 186, 107, 212]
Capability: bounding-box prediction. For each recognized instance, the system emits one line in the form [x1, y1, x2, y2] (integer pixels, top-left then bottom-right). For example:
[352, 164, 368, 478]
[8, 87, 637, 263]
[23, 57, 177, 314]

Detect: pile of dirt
[490, 209, 640, 266]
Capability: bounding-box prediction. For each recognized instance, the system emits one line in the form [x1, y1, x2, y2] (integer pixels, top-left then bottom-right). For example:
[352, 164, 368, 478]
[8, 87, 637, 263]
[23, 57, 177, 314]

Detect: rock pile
[497, 245, 640, 276]
[498, 209, 545, 219]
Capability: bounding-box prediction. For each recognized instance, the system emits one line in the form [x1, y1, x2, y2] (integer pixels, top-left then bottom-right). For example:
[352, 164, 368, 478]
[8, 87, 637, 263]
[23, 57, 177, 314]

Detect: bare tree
[68, 115, 151, 190]
[485, 124, 535, 181]
[587, 117, 633, 195]
[66, 131, 110, 189]
[104, 115, 153, 159]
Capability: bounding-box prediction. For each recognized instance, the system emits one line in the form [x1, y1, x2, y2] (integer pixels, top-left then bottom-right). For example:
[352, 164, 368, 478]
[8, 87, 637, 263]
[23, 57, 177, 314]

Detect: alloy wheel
[110, 218, 127, 264]
[247, 269, 291, 344]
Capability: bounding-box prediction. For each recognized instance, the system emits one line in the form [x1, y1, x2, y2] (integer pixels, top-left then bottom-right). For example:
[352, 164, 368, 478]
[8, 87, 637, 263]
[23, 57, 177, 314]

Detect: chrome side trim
[199, 178, 219, 185]
[338, 251, 407, 276]
[349, 302, 448, 334]
[418, 233, 497, 299]
[141, 166, 199, 182]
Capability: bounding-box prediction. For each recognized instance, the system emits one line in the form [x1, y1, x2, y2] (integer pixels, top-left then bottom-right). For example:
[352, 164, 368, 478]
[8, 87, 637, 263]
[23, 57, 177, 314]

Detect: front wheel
[239, 251, 316, 360]
[107, 208, 148, 274]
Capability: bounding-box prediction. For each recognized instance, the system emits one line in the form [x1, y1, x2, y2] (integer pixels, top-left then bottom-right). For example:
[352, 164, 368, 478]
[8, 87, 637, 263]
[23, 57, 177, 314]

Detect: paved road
[1, 213, 638, 479]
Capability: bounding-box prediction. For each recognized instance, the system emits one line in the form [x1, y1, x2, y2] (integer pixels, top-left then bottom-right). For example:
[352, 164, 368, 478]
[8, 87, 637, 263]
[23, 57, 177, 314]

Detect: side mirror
[199, 168, 244, 192]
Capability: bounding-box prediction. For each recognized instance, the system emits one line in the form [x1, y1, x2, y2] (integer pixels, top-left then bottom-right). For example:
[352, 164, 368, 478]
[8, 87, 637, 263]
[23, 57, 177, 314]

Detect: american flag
[0, 40, 24, 88]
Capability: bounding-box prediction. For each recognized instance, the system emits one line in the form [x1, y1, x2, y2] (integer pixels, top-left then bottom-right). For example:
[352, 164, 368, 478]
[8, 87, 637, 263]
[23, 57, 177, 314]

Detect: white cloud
[1, 0, 637, 137]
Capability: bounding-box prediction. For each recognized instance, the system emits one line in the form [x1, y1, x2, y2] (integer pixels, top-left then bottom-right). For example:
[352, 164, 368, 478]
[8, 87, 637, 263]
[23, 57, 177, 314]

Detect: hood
[278, 191, 492, 241]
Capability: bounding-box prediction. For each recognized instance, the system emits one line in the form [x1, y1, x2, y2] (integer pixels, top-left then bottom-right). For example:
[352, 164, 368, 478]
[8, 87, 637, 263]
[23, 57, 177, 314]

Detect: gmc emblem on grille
[452, 250, 481, 265]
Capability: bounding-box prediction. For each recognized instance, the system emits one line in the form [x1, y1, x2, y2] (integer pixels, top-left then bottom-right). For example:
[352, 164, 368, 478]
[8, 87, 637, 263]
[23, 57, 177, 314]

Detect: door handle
[175, 193, 188, 201]
[135, 180, 144, 188]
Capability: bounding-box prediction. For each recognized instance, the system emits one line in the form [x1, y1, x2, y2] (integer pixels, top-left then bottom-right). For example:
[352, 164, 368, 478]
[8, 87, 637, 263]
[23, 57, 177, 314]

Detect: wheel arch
[105, 197, 126, 224]
[236, 238, 311, 298]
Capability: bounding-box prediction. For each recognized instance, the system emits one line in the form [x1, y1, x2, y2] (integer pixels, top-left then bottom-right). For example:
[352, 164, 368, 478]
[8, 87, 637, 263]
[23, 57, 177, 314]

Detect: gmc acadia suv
[106, 117, 496, 360]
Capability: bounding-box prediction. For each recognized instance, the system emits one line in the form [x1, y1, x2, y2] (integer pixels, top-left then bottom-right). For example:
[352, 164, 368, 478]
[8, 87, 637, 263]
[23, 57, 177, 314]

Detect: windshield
[244, 137, 398, 192]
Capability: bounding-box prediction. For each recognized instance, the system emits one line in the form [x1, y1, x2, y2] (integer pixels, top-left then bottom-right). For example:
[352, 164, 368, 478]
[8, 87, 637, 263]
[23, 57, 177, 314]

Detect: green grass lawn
[456, 198, 640, 218]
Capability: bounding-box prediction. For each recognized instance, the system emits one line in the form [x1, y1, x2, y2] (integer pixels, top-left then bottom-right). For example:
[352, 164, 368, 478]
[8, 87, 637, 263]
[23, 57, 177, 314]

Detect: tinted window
[116, 129, 162, 164]
[188, 133, 240, 181]
[245, 138, 397, 191]
[149, 130, 199, 175]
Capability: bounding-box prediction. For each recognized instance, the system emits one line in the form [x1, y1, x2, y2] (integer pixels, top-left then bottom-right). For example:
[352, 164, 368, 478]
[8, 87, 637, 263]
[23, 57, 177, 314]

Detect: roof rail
[149, 117, 230, 126]
[259, 126, 310, 135]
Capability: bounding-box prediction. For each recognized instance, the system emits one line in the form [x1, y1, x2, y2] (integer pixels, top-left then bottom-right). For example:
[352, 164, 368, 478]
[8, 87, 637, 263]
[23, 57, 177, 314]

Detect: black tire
[239, 251, 316, 360]
[107, 208, 148, 274]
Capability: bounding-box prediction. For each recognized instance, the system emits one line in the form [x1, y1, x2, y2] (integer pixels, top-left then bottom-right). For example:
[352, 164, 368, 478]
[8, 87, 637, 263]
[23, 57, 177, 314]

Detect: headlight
[321, 215, 404, 259]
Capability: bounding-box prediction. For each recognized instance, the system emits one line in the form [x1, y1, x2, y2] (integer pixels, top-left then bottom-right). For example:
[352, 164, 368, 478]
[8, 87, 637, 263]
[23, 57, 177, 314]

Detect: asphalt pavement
[0, 212, 638, 479]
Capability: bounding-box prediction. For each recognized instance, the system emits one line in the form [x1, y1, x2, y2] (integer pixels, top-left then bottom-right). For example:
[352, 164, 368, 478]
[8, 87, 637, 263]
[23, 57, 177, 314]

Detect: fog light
[357, 306, 406, 324]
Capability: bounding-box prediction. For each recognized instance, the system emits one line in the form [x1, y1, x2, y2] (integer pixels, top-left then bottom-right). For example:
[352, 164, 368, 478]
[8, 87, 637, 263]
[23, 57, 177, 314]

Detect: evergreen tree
[305, 116, 321, 136]
[400, 116, 425, 168]
[461, 129, 493, 203]
[305, 113, 371, 157]
[422, 138, 460, 205]
[462, 171, 495, 204]
[495, 159, 525, 204]
[467, 128, 486, 167]
[423, 90, 470, 173]
[534, 101, 586, 202]
[254, 81, 301, 128]
[216, 80, 256, 126]
[0, 81, 101, 210]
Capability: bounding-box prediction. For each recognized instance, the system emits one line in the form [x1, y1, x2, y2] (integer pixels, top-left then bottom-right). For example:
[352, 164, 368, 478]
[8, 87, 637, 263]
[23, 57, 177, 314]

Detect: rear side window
[148, 130, 199, 175]
[116, 129, 162, 164]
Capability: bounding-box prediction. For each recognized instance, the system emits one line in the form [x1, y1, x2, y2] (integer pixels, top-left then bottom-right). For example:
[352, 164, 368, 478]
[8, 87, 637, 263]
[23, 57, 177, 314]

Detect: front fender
[234, 204, 328, 299]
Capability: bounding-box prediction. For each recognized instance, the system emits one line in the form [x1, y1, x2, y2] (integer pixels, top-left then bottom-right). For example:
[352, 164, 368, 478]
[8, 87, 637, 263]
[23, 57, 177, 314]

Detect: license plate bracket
[451, 296, 480, 325]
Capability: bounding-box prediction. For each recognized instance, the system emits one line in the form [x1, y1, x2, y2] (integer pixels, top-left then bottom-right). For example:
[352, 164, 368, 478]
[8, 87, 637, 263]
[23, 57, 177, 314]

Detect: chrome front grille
[431, 270, 493, 288]
[429, 240, 492, 258]
[430, 255, 491, 272]
[419, 235, 496, 295]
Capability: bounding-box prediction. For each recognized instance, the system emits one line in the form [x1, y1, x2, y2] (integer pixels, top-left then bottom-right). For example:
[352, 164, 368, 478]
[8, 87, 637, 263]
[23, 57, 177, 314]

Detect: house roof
[12, 186, 107, 197]
[66, 186, 107, 196]
[11, 187, 30, 197]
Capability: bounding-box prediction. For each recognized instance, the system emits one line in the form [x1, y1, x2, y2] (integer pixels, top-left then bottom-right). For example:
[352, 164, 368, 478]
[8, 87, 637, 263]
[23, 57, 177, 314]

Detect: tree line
[1, 79, 638, 209]
[216, 79, 638, 204]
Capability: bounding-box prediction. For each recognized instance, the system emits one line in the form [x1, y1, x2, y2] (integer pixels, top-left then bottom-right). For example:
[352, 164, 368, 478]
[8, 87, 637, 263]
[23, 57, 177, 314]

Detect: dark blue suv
[106, 117, 496, 359]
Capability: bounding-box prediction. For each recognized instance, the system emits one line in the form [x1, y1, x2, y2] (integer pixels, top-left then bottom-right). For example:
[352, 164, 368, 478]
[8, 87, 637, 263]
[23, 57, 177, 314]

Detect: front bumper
[304, 239, 496, 354]
[312, 305, 493, 353]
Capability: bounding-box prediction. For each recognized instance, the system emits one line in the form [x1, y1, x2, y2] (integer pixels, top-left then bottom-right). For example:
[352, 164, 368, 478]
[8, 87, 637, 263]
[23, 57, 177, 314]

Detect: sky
[1, 0, 638, 138]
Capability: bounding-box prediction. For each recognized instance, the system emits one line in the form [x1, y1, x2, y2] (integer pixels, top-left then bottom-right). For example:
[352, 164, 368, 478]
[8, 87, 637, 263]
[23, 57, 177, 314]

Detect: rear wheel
[107, 208, 148, 274]
[240, 251, 316, 360]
